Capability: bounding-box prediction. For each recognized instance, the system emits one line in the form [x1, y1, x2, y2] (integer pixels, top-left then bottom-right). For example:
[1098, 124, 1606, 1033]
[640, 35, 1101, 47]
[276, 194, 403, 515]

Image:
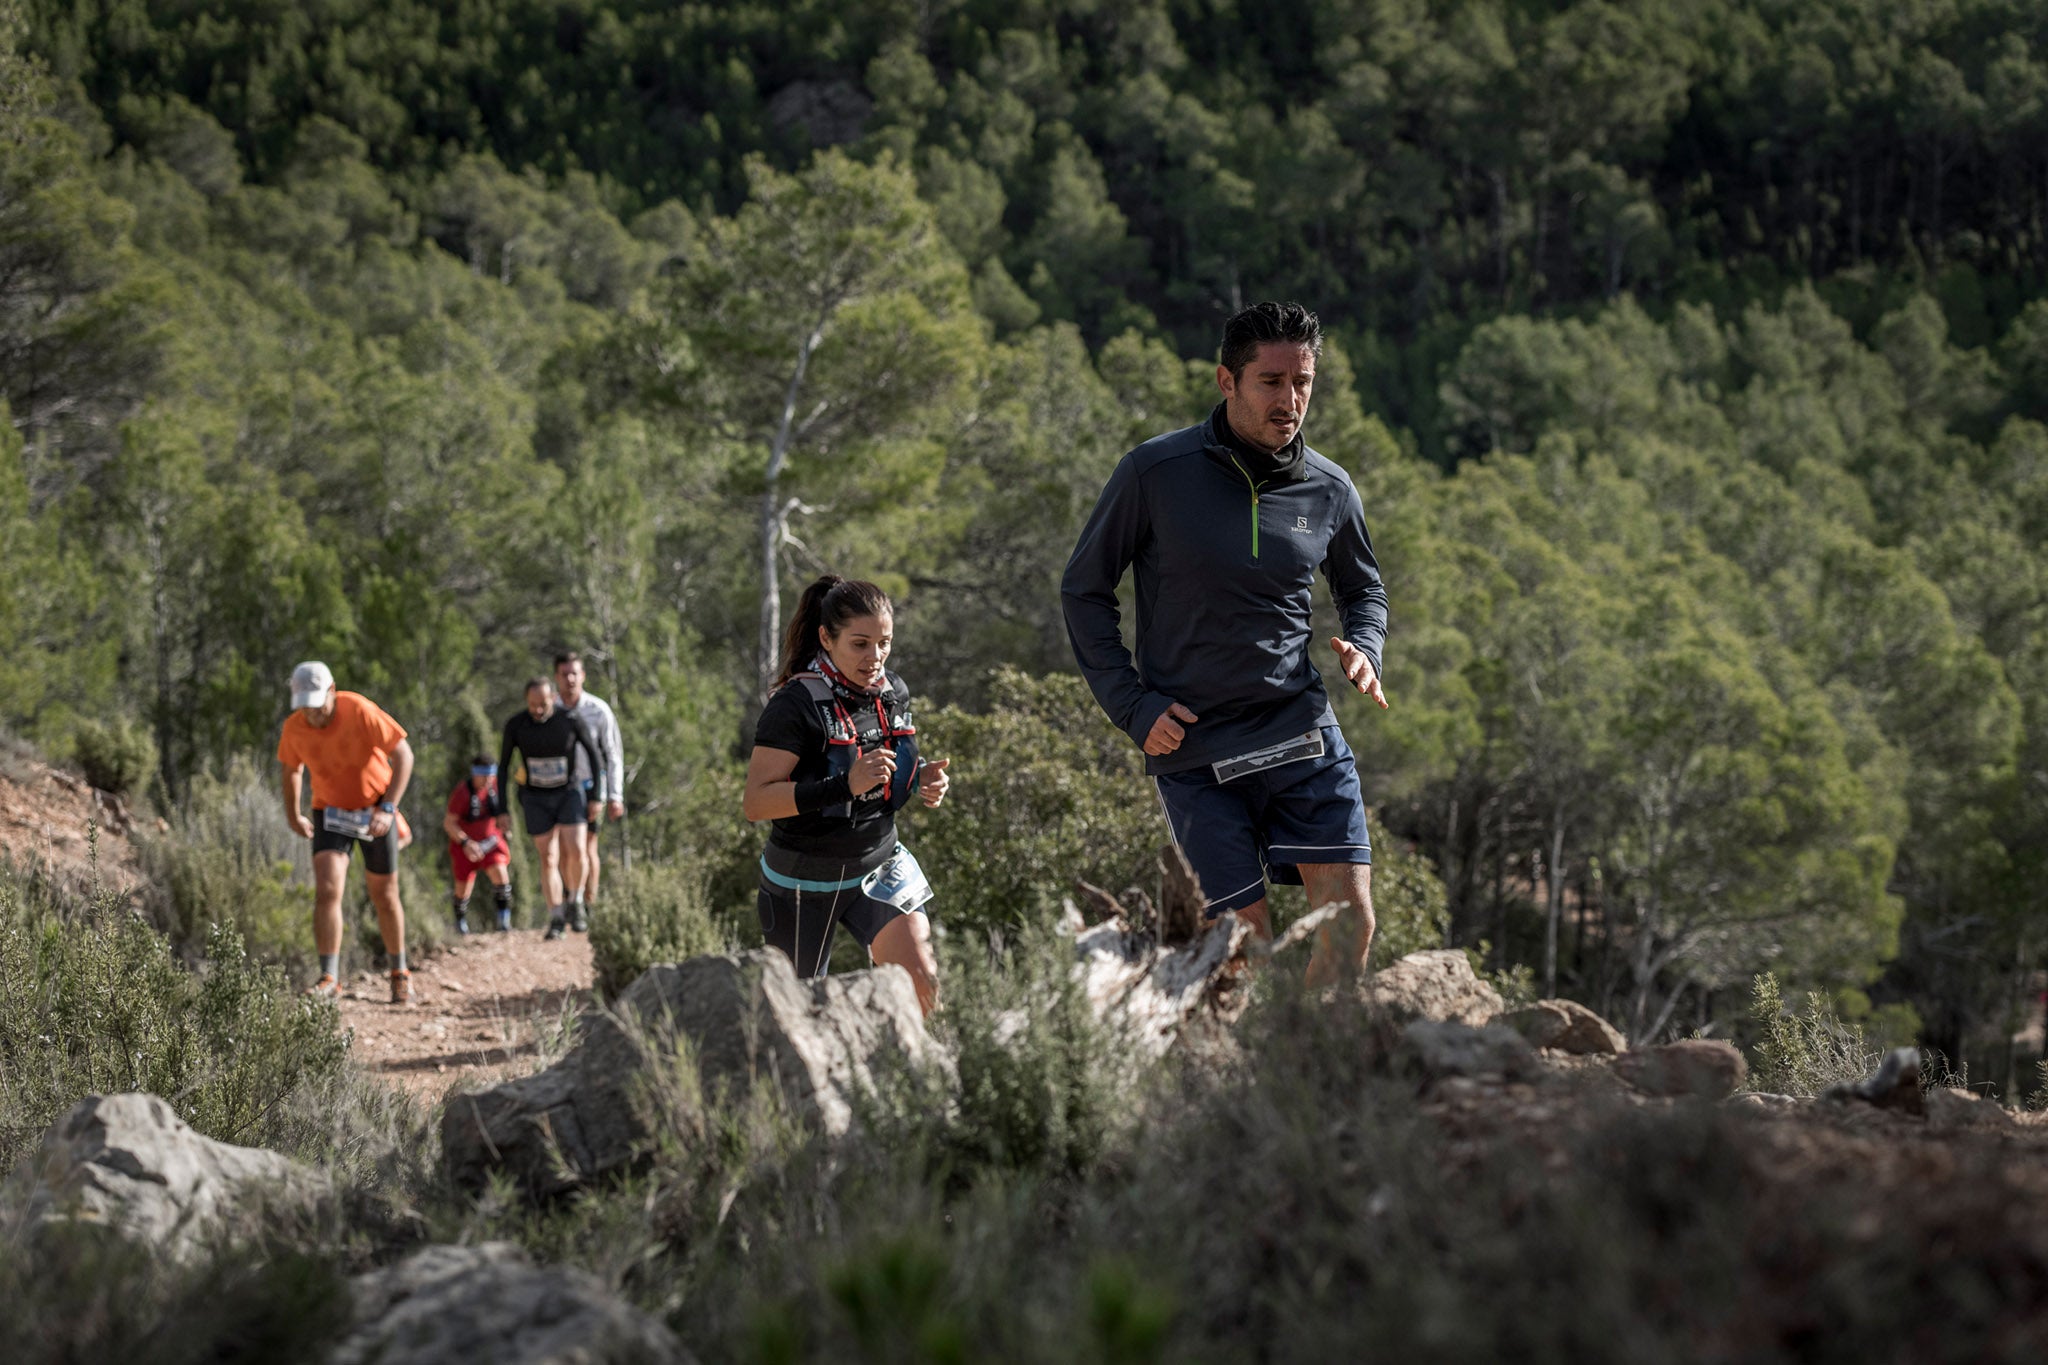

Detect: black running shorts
[310, 810, 399, 876]
[518, 783, 588, 836]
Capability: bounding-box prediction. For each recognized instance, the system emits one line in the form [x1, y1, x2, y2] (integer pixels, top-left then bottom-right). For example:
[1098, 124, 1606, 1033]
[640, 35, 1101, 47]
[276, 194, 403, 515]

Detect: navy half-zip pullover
[1061, 406, 1388, 775]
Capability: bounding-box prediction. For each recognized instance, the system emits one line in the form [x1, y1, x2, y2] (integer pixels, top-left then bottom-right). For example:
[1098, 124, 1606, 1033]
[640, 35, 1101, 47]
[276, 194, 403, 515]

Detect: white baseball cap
[289, 661, 335, 710]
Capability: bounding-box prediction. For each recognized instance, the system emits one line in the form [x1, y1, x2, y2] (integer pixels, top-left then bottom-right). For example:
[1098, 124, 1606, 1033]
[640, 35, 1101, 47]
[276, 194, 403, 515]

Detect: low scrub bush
[661, 761, 761, 927]
[0, 860, 348, 1172]
[71, 716, 156, 796]
[914, 668, 1165, 934]
[874, 922, 1138, 1181]
[587, 860, 729, 998]
[0, 1228, 351, 1365]
[1746, 971, 1884, 1095]
[934, 926, 1135, 1178]
[136, 758, 309, 961]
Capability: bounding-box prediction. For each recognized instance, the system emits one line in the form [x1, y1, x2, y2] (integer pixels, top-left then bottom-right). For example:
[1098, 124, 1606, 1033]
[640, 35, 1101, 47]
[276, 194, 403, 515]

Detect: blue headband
[471, 763, 497, 777]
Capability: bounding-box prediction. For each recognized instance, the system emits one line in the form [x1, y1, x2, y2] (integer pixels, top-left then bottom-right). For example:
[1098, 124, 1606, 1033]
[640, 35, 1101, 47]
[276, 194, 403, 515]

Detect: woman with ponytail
[742, 575, 951, 1013]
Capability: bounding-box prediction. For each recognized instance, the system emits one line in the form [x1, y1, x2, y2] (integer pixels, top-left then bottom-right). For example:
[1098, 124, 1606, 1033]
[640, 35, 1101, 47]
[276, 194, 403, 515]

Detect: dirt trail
[0, 748, 594, 1103]
[334, 929, 597, 1100]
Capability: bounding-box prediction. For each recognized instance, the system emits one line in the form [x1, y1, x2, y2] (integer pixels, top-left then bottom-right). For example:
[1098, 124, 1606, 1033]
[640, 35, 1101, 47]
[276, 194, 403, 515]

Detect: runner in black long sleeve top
[496, 708, 604, 806]
[497, 679, 606, 937]
[1060, 301, 1388, 982]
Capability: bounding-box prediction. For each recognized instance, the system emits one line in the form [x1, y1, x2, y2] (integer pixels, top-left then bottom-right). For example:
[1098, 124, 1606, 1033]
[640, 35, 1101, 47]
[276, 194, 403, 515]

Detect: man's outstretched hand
[1331, 638, 1389, 709]
[1144, 702, 1200, 756]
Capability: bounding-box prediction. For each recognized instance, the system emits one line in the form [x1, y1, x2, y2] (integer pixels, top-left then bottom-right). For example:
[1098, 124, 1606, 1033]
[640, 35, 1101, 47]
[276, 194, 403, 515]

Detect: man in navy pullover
[1062, 301, 1389, 980]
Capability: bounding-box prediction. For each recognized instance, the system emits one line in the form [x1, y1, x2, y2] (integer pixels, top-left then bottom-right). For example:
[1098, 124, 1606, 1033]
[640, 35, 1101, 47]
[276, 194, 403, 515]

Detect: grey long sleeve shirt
[1060, 415, 1388, 775]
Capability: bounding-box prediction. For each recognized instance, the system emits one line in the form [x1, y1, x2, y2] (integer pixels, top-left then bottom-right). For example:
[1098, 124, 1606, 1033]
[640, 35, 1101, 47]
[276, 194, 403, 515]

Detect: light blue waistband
[759, 856, 867, 893]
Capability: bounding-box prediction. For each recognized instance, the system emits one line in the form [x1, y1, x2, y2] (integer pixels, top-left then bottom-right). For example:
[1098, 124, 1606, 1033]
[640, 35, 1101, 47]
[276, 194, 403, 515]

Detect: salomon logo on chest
[1293, 516, 1311, 532]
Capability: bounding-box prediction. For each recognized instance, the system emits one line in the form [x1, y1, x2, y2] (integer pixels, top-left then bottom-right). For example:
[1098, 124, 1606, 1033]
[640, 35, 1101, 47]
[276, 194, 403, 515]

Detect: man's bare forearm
[383, 739, 415, 806]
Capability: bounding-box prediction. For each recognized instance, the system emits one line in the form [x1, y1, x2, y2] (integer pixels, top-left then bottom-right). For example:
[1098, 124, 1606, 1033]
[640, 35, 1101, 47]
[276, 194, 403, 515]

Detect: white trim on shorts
[1207, 873, 1267, 908]
[1266, 842, 1371, 854]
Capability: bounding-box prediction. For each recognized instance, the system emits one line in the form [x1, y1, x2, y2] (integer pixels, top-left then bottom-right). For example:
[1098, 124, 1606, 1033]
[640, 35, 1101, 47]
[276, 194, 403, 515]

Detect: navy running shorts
[310, 810, 399, 876]
[518, 783, 588, 836]
[1153, 724, 1371, 915]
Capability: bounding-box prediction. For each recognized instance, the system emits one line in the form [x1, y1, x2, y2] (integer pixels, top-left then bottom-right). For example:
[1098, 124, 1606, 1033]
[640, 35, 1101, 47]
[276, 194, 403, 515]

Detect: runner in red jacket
[443, 757, 515, 933]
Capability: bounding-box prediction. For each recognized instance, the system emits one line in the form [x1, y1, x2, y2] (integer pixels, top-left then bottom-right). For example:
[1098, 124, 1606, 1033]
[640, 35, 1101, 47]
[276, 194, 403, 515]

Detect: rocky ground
[13, 789, 2048, 1358]
[335, 929, 596, 1100]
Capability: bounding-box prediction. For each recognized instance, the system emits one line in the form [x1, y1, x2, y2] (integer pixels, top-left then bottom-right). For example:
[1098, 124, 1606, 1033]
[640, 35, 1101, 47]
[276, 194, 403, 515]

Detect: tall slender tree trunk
[1850, 159, 1863, 263]
[757, 323, 824, 697]
[1491, 799, 1508, 968]
[147, 514, 178, 798]
[1543, 805, 1566, 998]
[1491, 168, 1509, 300]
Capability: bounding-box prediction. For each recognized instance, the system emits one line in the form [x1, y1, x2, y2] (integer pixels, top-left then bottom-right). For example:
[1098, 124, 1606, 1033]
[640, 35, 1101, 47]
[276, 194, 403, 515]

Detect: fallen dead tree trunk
[1063, 846, 1348, 1057]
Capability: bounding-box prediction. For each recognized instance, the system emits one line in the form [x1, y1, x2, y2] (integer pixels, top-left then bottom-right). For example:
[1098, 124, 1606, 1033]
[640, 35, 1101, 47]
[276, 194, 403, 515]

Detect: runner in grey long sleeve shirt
[1060, 301, 1389, 981]
[554, 651, 625, 932]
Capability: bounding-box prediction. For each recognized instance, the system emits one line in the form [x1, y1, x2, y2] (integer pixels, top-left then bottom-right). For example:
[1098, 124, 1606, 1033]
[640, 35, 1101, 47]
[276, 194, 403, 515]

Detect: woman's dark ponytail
[773, 575, 893, 689]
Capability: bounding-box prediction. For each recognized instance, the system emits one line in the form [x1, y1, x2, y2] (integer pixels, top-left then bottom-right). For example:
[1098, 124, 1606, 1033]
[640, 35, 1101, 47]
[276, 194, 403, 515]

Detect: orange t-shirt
[276, 691, 407, 811]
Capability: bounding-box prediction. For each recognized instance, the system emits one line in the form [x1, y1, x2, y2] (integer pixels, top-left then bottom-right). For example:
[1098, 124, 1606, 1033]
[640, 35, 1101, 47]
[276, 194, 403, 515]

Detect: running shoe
[455, 913, 470, 936]
[569, 901, 589, 933]
[389, 969, 412, 1006]
[495, 908, 512, 932]
[302, 973, 339, 1000]
[543, 917, 566, 941]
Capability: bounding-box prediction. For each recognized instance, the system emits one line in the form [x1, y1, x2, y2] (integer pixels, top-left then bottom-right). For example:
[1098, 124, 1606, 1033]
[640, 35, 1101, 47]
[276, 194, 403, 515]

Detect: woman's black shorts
[756, 843, 933, 978]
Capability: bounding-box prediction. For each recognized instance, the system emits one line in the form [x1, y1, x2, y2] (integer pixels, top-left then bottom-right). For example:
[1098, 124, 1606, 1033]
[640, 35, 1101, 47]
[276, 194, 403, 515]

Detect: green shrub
[587, 860, 729, 998]
[0, 862, 349, 1172]
[0, 1230, 352, 1365]
[1747, 971, 1883, 1096]
[1362, 836, 1451, 963]
[661, 761, 761, 927]
[72, 716, 156, 796]
[913, 668, 1164, 934]
[0, 725, 43, 785]
[136, 758, 309, 960]
[922, 922, 1137, 1178]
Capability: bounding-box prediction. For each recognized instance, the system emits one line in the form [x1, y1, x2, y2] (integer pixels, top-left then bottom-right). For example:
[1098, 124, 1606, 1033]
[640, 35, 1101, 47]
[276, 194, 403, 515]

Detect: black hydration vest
[790, 673, 920, 818]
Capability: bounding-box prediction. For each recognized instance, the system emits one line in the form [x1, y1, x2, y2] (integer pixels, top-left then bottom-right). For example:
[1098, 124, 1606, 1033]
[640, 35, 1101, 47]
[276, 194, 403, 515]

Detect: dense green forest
[4, 0, 2045, 1075]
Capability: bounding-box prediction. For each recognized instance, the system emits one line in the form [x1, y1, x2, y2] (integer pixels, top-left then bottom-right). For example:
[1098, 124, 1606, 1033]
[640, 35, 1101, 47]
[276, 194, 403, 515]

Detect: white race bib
[322, 807, 376, 839]
[527, 756, 569, 788]
[861, 846, 933, 914]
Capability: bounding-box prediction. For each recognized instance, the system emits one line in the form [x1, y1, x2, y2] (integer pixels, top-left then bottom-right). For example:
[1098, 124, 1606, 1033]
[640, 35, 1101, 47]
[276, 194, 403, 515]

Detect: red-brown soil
[0, 751, 145, 896]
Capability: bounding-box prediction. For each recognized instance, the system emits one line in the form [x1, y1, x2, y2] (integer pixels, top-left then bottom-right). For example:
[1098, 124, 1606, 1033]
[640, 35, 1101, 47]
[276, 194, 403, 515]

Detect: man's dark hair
[553, 650, 582, 670]
[525, 676, 554, 695]
[1220, 301, 1323, 378]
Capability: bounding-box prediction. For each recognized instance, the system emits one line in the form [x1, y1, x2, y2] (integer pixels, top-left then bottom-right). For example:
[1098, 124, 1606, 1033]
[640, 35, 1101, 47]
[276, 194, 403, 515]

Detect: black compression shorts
[755, 844, 933, 978]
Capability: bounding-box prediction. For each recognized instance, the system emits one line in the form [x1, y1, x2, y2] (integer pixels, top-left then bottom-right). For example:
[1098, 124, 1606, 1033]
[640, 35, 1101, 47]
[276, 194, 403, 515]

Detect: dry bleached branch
[1065, 846, 1342, 1057]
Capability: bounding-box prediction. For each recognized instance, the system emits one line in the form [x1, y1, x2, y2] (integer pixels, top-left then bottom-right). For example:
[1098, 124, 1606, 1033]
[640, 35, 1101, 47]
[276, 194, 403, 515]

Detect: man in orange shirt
[276, 661, 417, 1004]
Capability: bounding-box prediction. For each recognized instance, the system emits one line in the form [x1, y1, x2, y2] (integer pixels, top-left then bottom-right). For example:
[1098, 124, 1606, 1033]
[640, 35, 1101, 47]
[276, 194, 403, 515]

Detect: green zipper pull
[1232, 456, 1262, 560]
